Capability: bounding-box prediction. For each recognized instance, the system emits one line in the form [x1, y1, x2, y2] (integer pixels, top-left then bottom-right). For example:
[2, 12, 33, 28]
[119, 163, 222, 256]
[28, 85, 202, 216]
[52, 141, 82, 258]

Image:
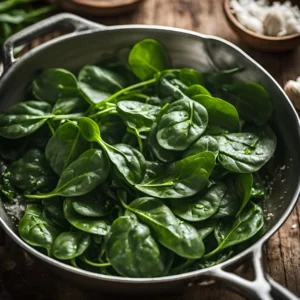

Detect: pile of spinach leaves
[0, 39, 276, 278]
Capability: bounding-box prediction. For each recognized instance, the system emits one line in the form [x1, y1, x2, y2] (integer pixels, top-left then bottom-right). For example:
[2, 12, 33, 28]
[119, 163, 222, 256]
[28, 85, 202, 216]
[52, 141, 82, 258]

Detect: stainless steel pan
[0, 13, 299, 300]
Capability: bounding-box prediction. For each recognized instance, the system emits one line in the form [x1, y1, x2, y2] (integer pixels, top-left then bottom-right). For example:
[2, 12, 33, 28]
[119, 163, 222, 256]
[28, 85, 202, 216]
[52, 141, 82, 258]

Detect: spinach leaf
[26, 149, 109, 199]
[179, 68, 204, 86]
[157, 99, 208, 151]
[224, 82, 272, 126]
[217, 125, 276, 173]
[18, 204, 59, 256]
[52, 95, 88, 115]
[10, 149, 57, 194]
[128, 39, 169, 80]
[64, 198, 109, 235]
[77, 117, 146, 185]
[206, 202, 264, 257]
[183, 135, 219, 159]
[42, 198, 68, 228]
[193, 95, 240, 134]
[148, 104, 180, 163]
[195, 219, 218, 240]
[213, 177, 240, 218]
[32, 69, 78, 104]
[0, 101, 52, 139]
[158, 72, 188, 100]
[99, 115, 126, 145]
[52, 231, 91, 260]
[136, 152, 215, 199]
[45, 122, 88, 175]
[185, 84, 211, 98]
[123, 197, 205, 259]
[235, 173, 253, 217]
[117, 100, 160, 130]
[170, 182, 227, 221]
[107, 213, 167, 277]
[78, 65, 127, 105]
[71, 189, 112, 217]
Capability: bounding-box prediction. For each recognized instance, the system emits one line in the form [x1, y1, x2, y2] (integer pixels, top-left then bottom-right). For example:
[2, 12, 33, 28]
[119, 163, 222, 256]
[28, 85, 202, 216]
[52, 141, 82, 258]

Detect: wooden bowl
[59, 0, 144, 17]
[224, 0, 300, 52]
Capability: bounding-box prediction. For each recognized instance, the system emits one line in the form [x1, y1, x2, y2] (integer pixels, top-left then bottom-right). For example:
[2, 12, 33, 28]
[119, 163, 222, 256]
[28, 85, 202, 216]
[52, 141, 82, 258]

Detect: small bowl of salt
[224, 0, 300, 52]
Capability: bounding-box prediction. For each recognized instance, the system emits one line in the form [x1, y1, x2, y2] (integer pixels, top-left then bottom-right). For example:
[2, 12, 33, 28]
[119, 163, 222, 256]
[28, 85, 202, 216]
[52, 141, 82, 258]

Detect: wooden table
[1, 0, 300, 299]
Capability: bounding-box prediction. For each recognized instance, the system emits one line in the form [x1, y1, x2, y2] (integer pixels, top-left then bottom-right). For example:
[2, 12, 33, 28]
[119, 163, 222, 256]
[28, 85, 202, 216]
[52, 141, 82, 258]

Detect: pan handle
[206, 243, 298, 300]
[1, 13, 105, 69]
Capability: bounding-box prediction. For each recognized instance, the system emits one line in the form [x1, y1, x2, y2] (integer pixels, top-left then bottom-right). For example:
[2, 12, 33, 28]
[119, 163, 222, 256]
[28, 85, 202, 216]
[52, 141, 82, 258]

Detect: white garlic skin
[237, 13, 264, 34]
[285, 18, 300, 35]
[284, 80, 300, 109]
[263, 9, 285, 36]
[230, 0, 264, 34]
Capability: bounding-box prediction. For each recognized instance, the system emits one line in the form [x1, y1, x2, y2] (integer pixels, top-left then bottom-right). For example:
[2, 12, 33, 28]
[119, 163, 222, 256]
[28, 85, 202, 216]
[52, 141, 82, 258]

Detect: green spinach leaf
[170, 182, 226, 221]
[136, 152, 215, 199]
[32, 69, 78, 104]
[128, 39, 169, 81]
[107, 213, 167, 277]
[183, 135, 219, 159]
[235, 173, 253, 217]
[26, 149, 109, 199]
[18, 204, 59, 256]
[78, 65, 127, 105]
[0, 101, 52, 139]
[123, 197, 205, 259]
[45, 122, 88, 175]
[206, 202, 264, 257]
[217, 125, 276, 173]
[192, 95, 240, 134]
[10, 149, 57, 194]
[224, 82, 272, 126]
[64, 198, 109, 235]
[52, 231, 91, 260]
[157, 99, 208, 150]
[78, 117, 146, 185]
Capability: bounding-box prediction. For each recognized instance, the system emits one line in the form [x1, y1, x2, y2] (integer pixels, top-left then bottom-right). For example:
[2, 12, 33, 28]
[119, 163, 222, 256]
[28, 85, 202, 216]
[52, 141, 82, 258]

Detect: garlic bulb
[230, 0, 300, 37]
[284, 80, 300, 110]
[263, 9, 285, 36]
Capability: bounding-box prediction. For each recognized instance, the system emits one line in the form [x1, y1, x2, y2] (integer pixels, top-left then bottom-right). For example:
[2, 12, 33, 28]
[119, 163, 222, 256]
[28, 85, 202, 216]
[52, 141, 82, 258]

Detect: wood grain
[1, 0, 300, 299]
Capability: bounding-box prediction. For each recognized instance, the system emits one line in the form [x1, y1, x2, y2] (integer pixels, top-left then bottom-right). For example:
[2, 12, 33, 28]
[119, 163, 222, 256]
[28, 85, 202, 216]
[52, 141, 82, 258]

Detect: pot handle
[206, 243, 298, 300]
[2, 13, 105, 69]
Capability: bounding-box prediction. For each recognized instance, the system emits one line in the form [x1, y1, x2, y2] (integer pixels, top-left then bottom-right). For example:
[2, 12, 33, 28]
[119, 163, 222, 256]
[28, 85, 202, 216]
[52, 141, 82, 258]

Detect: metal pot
[0, 13, 299, 300]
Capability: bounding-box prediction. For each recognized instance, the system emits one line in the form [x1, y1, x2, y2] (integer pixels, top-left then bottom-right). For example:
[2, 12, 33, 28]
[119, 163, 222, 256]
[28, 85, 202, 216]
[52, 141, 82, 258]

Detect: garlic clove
[263, 8, 285, 36]
[296, 76, 300, 83]
[285, 18, 300, 35]
[284, 80, 300, 110]
[237, 13, 264, 34]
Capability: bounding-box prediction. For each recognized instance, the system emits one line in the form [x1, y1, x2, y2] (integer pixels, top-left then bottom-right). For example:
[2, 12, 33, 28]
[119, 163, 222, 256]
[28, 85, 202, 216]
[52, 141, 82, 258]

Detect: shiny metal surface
[0, 14, 299, 299]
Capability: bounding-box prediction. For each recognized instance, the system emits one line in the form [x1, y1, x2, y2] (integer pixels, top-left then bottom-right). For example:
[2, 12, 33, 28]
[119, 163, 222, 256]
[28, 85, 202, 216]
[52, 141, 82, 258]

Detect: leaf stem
[138, 181, 174, 188]
[95, 78, 157, 108]
[25, 193, 56, 199]
[70, 258, 79, 268]
[88, 107, 116, 119]
[47, 120, 55, 136]
[81, 256, 111, 268]
[52, 113, 84, 120]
